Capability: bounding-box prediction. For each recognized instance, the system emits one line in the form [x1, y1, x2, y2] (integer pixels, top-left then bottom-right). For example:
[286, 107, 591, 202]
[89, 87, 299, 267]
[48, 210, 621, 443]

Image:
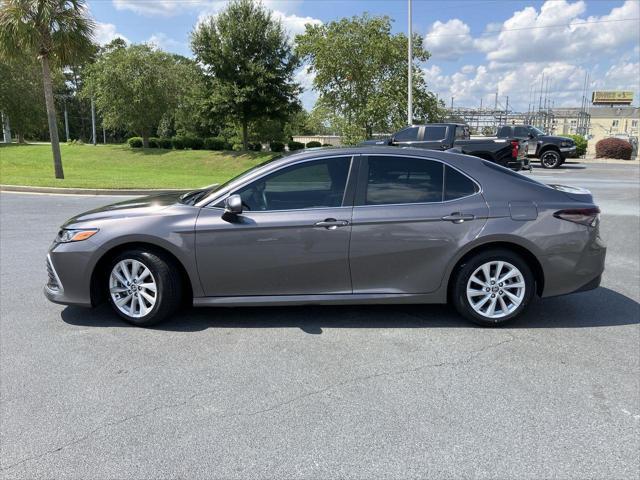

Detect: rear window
[482, 161, 546, 186]
[394, 127, 420, 142]
[497, 126, 511, 137]
[424, 126, 447, 141]
[445, 166, 478, 200]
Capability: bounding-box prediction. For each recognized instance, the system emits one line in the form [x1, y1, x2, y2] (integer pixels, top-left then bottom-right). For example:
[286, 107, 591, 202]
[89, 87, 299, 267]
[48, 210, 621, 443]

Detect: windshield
[530, 126, 546, 136]
[179, 155, 283, 205]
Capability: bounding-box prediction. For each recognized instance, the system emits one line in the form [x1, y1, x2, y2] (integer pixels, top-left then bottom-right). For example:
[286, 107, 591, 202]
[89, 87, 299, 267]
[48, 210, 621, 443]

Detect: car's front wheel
[452, 249, 535, 326]
[540, 150, 562, 169]
[107, 249, 182, 327]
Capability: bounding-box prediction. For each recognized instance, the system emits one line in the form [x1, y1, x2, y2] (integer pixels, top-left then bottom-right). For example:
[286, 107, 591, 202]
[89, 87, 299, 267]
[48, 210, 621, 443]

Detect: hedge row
[127, 137, 332, 152]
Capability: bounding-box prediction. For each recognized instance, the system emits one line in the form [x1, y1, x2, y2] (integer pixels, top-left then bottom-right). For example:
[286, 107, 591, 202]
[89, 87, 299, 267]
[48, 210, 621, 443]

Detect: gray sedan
[45, 147, 606, 327]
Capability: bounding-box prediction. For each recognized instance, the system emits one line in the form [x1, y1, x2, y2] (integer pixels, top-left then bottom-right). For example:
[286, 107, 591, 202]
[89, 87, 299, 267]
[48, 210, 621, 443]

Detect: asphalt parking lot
[1, 161, 639, 479]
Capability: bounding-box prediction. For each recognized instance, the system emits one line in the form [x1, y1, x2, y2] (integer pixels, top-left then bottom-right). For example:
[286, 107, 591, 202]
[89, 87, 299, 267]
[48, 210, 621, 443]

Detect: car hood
[539, 135, 574, 144]
[63, 191, 188, 226]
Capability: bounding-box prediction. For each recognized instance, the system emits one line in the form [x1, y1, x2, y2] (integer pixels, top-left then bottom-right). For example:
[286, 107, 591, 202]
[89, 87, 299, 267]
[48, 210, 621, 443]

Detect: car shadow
[60, 287, 639, 333]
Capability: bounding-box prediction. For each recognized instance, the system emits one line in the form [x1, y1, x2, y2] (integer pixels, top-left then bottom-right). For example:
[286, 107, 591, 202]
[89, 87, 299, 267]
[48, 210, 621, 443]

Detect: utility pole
[64, 102, 70, 142]
[91, 98, 96, 146]
[505, 96, 509, 123]
[450, 97, 454, 111]
[407, 0, 413, 126]
[103, 126, 106, 144]
[1, 111, 11, 143]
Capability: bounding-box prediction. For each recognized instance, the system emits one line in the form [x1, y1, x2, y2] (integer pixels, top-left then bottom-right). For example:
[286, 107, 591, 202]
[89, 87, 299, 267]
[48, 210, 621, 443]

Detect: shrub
[306, 140, 322, 148]
[157, 137, 172, 149]
[204, 137, 227, 151]
[66, 139, 84, 146]
[148, 137, 160, 148]
[270, 141, 285, 152]
[184, 135, 204, 150]
[322, 143, 332, 147]
[248, 142, 262, 152]
[232, 143, 244, 151]
[171, 136, 186, 150]
[595, 137, 632, 160]
[566, 134, 587, 157]
[127, 137, 143, 148]
[288, 141, 305, 151]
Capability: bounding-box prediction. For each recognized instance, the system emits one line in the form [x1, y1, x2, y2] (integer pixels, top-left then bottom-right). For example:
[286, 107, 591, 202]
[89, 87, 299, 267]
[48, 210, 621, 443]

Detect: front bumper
[560, 146, 577, 158]
[44, 243, 96, 307]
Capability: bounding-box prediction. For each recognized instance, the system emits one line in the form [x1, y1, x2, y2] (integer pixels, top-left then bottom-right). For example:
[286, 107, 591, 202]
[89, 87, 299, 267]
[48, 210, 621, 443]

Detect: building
[550, 106, 639, 155]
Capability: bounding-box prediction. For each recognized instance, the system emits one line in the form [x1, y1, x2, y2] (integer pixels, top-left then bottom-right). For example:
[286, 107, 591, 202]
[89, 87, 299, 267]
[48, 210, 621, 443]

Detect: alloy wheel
[109, 259, 157, 318]
[466, 260, 526, 320]
[541, 151, 560, 168]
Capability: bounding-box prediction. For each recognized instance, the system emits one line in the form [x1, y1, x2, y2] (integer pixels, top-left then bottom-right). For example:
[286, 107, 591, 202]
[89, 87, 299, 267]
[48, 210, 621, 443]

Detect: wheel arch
[90, 241, 194, 307]
[539, 144, 561, 155]
[446, 241, 545, 300]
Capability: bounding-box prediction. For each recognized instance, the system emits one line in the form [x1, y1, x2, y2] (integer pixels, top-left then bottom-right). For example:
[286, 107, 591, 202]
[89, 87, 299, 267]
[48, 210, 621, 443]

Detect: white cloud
[424, 19, 474, 61]
[480, 0, 639, 65]
[94, 22, 129, 45]
[603, 62, 640, 91]
[113, 0, 208, 17]
[272, 11, 322, 38]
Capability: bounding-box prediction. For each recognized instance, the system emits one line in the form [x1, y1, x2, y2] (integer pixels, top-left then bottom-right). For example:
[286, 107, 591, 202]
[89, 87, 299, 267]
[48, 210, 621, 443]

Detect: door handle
[442, 212, 475, 224]
[314, 218, 350, 229]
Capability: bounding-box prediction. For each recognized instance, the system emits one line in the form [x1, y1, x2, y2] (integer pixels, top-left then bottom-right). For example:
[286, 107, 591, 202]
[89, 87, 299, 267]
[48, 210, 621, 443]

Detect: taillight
[553, 207, 600, 227]
[510, 140, 519, 158]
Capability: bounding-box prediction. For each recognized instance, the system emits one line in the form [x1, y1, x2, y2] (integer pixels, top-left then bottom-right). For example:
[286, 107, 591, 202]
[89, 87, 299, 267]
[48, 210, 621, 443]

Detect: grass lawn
[0, 143, 277, 189]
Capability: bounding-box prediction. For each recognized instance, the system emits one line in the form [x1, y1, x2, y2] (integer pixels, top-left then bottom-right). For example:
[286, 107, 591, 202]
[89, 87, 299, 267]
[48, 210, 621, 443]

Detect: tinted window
[497, 126, 512, 137]
[444, 166, 478, 200]
[514, 126, 529, 137]
[394, 127, 419, 142]
[482, 161, 547, 186]
[235, 157, 350, 211]
[365, 156, 443, 205]
[455, 126, 469, 140]
[423, 126, 447, 141]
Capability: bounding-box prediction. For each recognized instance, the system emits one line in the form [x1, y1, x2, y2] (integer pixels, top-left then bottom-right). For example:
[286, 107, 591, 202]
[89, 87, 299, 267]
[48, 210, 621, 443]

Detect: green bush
[322, 143, 332, 147]
[566, 134, 587, 157]
[248, 142, 262, 152]
[171, 136, 186, 150]
[148, 137, 160, 148]
[232, 143, 244, 151]
[595, 138, 632, 160]
[288, 141, 304, 151]
[270, 141, 285, 152]
[157, 138, 172, 149]
[66, 139, 84, 146]
[184, 135, 204, 150]
[204, 137, 227, 151]
[306, 140, 322, 148]
[127, 137, 143, 148]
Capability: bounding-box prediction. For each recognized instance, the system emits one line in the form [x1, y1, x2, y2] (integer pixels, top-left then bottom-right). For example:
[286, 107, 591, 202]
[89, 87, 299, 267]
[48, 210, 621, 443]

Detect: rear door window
[514, 126, 529, 137]
[444, 166, 478, 200]
[497, 126, 512, 137]
[364, 156, 444, 205]
[423, 126, 447, 141]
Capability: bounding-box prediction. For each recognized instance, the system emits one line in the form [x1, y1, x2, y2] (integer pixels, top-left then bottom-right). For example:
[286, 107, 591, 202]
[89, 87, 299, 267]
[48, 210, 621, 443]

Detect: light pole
[407, 0, 413, 126]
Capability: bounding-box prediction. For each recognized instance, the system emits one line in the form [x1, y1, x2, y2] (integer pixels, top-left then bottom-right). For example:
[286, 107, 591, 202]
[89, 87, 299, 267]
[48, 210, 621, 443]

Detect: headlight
[56, 228, 99, 243]
[560, 141, 573, 147]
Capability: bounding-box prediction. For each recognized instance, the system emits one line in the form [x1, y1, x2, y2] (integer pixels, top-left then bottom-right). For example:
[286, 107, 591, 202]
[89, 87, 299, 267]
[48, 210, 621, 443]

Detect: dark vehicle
[497, 124, 577, 169]
[360, 123, 529, 171]
[45, 147, 605, 328]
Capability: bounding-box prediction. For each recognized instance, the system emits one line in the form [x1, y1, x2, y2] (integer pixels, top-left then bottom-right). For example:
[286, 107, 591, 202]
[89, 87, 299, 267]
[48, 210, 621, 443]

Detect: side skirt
[193, 292, 446, 307]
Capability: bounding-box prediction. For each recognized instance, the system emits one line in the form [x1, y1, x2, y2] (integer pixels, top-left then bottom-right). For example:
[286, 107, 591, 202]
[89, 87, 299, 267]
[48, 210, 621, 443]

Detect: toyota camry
[45, 147, 606, 327]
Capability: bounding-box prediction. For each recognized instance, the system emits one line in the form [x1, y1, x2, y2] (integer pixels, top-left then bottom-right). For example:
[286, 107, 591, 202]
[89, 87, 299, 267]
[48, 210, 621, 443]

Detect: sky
[88, 0, 640, 111]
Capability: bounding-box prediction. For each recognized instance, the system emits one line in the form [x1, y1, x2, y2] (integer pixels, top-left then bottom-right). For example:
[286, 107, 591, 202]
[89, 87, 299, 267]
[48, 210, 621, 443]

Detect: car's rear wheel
[540, 150, 562, 169]
[107, 249, 182, 327]
[452, 249, 535, 326]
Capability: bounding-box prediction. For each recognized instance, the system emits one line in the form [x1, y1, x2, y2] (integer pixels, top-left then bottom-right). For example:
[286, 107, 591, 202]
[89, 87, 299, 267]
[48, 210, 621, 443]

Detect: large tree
[0, 0, 95, 179]
[296, 14, 444, 144]
[191, 0, 301, 150]
[84, 43, 196, 147]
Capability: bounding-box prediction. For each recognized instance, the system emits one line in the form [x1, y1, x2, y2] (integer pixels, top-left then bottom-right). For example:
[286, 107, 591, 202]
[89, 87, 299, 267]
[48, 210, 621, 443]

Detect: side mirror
[224, 194, 243, 215]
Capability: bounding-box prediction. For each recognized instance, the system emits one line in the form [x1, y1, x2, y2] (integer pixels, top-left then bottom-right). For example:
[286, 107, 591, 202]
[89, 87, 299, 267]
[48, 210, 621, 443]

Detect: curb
[0, 184, 191, 196]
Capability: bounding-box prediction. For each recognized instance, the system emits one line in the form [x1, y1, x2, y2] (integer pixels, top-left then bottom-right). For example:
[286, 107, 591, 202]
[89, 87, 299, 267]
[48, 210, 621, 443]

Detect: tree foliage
[296, 14, 444, 144]
[84, 43, 197, 147]
[191, 0, 301, 149]
[0, 0, 95, 178]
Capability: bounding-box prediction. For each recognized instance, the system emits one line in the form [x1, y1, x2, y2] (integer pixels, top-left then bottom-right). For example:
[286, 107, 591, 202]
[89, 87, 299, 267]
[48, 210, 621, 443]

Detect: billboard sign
[591, 91, 634, 105]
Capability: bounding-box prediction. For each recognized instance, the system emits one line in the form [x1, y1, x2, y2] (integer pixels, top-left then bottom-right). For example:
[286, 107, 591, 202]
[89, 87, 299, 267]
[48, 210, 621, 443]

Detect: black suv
[497, 125, 576, 169]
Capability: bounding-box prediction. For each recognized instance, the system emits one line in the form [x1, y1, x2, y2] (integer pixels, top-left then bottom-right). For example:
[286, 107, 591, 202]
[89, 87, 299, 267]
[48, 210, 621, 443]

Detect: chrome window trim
[357, 152, 483, 207]
[203, 154, 357, 211]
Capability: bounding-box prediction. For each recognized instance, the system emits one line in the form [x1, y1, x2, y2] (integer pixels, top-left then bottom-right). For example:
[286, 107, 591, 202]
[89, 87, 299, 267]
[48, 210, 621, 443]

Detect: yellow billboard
[591, 91, 634, 105]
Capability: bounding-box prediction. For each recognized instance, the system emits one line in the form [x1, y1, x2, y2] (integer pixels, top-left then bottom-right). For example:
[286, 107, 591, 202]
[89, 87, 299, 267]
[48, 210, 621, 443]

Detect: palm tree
[0, 0, 95, 179]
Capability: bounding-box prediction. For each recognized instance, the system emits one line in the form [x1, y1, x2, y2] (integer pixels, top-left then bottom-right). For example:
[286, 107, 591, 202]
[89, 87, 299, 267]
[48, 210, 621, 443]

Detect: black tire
[451, 249, 535, 327]
[540, 149, 562, 169]
[107, 249, 182, 327]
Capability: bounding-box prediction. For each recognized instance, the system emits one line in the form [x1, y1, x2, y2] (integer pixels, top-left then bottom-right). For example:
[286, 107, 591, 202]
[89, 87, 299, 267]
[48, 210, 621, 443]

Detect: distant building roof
[552, 106, 639, 118]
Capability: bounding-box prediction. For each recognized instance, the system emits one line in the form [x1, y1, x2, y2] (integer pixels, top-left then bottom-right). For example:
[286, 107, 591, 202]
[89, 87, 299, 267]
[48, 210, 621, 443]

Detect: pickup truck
[360, 123, 529, 171]
[496, 124, 576, 169]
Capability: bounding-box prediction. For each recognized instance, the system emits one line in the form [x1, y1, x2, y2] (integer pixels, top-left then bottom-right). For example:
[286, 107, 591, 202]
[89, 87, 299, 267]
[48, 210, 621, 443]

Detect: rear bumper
[506, 157, 530, 171]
